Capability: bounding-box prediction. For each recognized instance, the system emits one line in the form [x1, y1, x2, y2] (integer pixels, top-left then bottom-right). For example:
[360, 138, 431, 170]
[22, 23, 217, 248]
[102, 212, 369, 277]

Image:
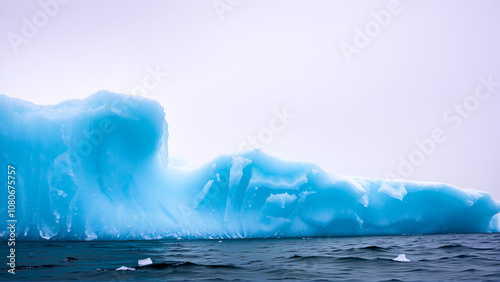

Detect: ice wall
[0, 91, 499, 240]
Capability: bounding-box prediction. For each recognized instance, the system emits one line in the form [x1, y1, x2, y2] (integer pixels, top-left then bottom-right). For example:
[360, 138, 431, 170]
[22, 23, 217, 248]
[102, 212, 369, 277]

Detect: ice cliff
[1, 91, 499, 240]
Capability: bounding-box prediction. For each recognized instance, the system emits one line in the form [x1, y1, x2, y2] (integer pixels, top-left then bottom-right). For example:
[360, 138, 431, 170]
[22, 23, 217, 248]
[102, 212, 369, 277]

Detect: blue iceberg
[1, 91, 499, 240]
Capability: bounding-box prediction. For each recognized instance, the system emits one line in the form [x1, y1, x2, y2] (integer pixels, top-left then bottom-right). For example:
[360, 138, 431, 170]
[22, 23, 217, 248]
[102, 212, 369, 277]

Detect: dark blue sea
[1, 233, 499, 281]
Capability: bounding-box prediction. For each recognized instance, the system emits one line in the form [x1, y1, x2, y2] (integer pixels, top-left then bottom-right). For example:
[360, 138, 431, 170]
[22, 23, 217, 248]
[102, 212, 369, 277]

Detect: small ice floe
[116, 266, 136, 271]
[138, 257, 153, 267]
[218, 240, 222, 243]
[393, 254, 411, 262]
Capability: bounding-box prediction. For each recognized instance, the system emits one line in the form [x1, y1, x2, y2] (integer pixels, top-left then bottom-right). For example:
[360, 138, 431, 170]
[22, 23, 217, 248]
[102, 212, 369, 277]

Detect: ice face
[1, 91, 499, 240]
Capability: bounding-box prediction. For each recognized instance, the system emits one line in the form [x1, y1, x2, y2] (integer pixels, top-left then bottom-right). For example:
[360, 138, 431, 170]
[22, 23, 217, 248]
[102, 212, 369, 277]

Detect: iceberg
[138, 258, 153, 267]
[393, 254, 411, 262]
[116, 266, 135, 271]
[1, 91, 499, 241]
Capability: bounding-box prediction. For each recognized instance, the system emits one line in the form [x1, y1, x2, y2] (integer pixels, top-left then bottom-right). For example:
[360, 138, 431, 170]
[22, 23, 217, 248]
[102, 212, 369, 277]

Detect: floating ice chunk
[138, 258, 153, 266]
[116, 266, 136, 271]
[393, 254, 410, 262]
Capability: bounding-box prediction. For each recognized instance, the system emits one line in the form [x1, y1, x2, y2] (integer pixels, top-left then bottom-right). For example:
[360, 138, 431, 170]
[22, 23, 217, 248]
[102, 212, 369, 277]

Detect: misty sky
[1, 0, 499, 200]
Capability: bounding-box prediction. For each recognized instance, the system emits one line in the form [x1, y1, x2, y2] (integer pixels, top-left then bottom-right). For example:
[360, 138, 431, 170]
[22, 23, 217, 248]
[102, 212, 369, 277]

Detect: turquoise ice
[1, 91, 499, 240]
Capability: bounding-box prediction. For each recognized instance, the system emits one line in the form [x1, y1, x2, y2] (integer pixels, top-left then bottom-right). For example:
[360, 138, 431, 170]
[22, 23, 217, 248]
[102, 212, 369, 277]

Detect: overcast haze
[1, 0, 499, 200]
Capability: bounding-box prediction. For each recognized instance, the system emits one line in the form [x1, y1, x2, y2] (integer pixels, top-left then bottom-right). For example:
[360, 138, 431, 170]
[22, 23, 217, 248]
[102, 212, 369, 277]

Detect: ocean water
[1, 233, 499, 281]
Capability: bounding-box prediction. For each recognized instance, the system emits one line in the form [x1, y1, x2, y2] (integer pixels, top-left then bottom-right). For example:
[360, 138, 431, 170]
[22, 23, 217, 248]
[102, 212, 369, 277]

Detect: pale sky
[1, 0, 499, 200]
